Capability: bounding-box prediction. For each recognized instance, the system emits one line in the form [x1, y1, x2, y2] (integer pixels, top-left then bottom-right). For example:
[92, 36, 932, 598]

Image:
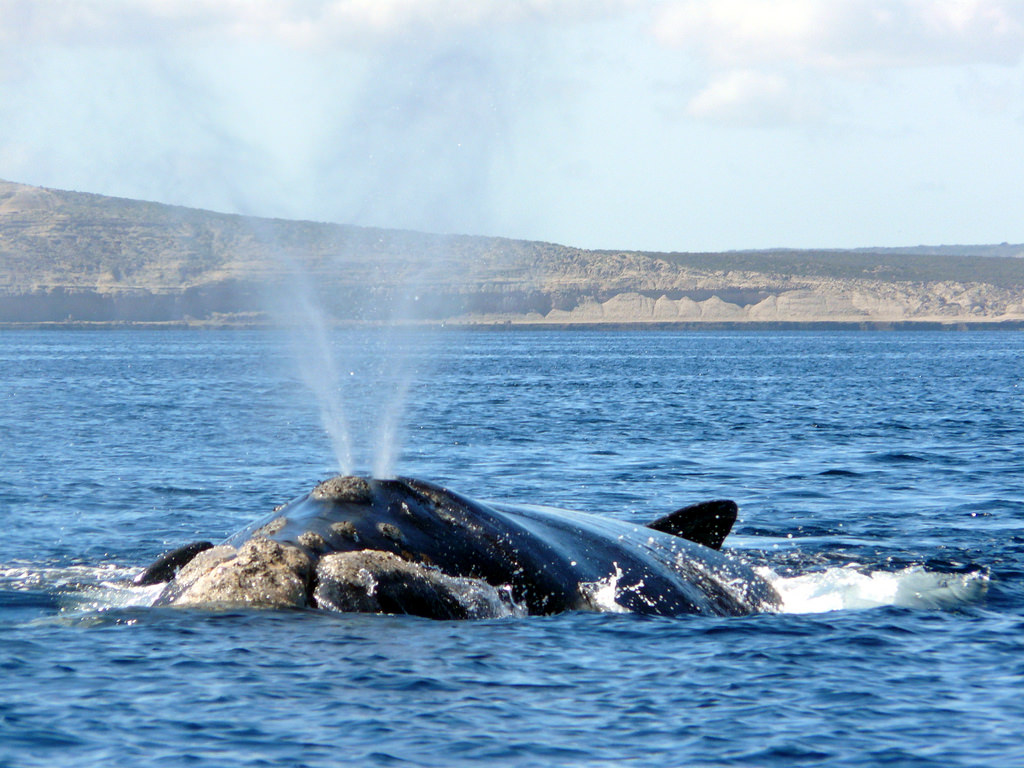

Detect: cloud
[687, 70, 800, 125]
[0, 0, 605, 232]
[0, 0, 631, 48]
[653, 0, 1024, 69]
[651, 1, 1024, 126]
[4, 0, 1023, 250]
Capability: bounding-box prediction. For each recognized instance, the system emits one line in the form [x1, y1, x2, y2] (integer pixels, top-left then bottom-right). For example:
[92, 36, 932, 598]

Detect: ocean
[0, 329, 1020, 767]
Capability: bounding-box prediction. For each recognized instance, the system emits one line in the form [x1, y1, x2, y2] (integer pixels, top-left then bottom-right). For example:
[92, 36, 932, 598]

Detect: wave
[764, 564, 989, 614]
[0, 563, 162, 618]
[3, 560, 991, 621]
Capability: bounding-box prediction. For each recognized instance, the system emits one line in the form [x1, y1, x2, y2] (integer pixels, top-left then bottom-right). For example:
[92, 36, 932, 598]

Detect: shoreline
[3, 319, 1024, 331]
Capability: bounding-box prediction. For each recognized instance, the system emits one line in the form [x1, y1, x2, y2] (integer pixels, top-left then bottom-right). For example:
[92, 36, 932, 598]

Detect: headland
[2, 179, 1022, 328]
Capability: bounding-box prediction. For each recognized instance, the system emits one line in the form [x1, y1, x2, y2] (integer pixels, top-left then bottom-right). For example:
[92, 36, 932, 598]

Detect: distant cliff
[2, 179, 1023, 326]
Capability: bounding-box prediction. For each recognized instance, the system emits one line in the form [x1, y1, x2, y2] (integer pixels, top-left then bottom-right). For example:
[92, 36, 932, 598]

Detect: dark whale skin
[202, 476, 781, 617]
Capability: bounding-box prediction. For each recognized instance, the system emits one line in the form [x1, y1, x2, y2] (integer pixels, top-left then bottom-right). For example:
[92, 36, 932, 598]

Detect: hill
[2, 179, 1023, 326]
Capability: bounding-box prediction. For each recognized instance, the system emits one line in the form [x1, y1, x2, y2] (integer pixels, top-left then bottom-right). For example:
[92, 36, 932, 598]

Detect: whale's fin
[646, 500, 737, 550]
[133, 541, 214, 586]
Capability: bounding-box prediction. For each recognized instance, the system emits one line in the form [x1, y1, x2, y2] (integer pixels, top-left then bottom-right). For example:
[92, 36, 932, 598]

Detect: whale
[136, 475, 781, 618]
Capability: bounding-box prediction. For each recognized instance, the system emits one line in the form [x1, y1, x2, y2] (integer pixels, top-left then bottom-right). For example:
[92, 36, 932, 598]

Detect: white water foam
[452, 581, 527, 619]
[1, 563, 164, 620]
[63, 581, 166, 615]
[1, 563, 135, 592]
[578, 563, 654, 613]
[763, 565, 989, 614]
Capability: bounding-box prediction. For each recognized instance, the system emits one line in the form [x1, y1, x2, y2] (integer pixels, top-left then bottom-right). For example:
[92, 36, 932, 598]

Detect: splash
[764, 565, 989, 614]
[0, 562, 162, 625]
[577, 563, 655, 613]
[0, 562, 137, 593]
[579, 564, 630, 613]
[450, 581, 527, 619]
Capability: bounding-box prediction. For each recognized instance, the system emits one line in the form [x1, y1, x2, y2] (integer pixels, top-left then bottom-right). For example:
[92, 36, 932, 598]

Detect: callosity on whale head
[137, 475, 781, 619]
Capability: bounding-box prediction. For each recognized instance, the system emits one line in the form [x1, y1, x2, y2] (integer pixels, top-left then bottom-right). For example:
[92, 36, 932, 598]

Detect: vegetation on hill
[655, 247, 1024, 287]
[2, 179, 1022, 325]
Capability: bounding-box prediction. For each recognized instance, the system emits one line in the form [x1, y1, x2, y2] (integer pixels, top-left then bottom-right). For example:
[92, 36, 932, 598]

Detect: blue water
[1, 330, 1021, 767]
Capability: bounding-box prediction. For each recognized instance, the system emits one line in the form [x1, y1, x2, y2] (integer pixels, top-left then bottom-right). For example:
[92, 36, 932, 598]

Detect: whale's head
[223, 475, 480, 555]
[309, 475, 374, 503]
[147, 474, 520, 618]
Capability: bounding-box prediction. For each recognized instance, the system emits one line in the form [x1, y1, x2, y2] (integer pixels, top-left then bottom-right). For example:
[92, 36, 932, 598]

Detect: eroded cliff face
[485, 283, 1024, 325]
[447, 260, 1024, 325]
[2, 179, 1023, 325]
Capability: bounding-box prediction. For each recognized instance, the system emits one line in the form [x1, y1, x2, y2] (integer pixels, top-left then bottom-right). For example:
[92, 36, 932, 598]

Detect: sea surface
[0, 329, 1021, 767]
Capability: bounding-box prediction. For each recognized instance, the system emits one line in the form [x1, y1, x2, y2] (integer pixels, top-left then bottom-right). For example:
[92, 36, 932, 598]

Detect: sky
[2, 0, 1024, 252]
